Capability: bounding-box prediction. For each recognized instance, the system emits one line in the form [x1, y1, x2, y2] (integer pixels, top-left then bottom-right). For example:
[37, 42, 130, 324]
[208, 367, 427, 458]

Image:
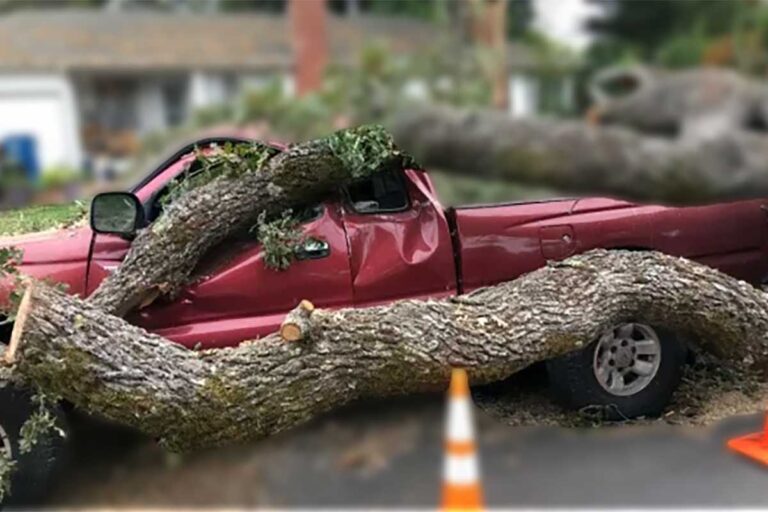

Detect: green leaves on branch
[0, 451, 14, 503]
[154, 125, 416, 270]
[160, 142, 280, 208]
[0, 391, 65, 504]
[18, 393, 65, 455]
[196, 141, 279, 179]
[253, 210, 306, 271]
[327, 124, 418, 179]
[160, 126, 417, 210]
[0, 246, 23, 322]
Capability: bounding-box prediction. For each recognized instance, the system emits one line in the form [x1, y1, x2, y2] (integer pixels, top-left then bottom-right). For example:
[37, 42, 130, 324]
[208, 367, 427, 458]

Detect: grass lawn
[0, 202, 88, 236]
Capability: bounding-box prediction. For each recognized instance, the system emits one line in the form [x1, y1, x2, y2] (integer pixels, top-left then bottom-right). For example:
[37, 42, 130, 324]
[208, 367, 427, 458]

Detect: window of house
[162, 80, 188, 127]
[345, 169, 409, 214]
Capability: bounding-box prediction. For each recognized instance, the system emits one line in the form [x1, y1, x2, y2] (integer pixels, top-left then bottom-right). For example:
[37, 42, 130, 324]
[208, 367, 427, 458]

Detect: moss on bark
[7, 250, 768, 451]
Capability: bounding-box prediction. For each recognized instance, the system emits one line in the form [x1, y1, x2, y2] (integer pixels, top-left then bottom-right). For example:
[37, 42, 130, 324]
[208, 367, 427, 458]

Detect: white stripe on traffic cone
[441, 368, 483, 511]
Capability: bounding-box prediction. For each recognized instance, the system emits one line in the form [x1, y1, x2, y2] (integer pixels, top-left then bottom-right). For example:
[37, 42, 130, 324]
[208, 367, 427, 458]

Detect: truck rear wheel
[0, 386, 68, 507]
[546, 322, 686, 420]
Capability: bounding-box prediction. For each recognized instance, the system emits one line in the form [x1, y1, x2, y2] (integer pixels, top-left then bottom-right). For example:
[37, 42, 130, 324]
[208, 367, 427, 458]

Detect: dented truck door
[340, 168, 457, 306]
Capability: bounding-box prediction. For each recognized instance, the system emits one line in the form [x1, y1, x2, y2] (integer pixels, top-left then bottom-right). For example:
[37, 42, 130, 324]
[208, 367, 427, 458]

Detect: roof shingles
[0, 10, 440, 72]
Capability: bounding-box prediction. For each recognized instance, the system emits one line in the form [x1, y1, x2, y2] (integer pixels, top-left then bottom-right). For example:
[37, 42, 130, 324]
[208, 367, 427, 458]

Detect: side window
[345, 169, 409, 214]
[293, 203, 324, 224]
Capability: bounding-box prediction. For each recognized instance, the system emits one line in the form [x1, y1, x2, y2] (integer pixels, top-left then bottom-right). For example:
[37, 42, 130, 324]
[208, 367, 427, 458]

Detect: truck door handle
[295, 238, 330, 260]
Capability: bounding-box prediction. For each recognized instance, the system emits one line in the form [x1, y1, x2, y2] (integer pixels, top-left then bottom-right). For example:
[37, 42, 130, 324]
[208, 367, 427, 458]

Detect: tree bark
[588, 66, 768, 139]
[88, 126, 406, 317]
[389, 105, 768, 203]
[6, 250, 768, 451]
[279, 299, 315, 342]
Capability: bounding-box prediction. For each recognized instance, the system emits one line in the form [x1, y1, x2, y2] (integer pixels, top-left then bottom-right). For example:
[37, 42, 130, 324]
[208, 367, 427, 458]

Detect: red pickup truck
[2, 136, 768, 504]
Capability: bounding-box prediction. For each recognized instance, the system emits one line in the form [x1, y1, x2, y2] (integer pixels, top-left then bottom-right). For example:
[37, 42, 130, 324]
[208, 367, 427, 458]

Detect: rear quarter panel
[616, 199, 768, 282]
[566, 200, 768, 283]
[455, 197, 768, 290]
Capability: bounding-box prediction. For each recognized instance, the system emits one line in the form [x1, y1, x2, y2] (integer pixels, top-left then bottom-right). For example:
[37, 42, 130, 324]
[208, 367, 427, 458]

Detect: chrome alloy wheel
[592, 323, 662, 397]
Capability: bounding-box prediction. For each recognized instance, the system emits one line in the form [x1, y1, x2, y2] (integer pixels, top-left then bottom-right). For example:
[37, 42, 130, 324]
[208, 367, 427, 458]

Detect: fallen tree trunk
[88, 126, 406, 317]
[6, 250, 768, 451]
[390, 106, 768, 203]
[588, 66, 768, 139]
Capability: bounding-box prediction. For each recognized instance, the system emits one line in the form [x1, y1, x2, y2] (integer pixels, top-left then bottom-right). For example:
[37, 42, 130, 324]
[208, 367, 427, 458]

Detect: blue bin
[2, 135, 40, 182]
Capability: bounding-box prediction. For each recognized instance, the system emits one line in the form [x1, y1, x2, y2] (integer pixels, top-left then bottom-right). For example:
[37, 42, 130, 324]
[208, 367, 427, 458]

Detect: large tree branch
[390, 106, 768, 203]
[6, 250, 768, 451]
[88, 126, 407, 317]
[588, 66, 768, 139]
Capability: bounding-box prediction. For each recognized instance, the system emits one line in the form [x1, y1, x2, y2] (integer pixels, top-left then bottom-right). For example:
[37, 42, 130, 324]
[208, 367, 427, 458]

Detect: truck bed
[449, 195, 768, 293]
[450, 198, 578, 291]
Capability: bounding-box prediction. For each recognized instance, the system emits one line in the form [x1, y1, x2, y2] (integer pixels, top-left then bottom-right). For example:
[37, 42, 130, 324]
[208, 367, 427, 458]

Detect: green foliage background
[587, 0, 768, 74]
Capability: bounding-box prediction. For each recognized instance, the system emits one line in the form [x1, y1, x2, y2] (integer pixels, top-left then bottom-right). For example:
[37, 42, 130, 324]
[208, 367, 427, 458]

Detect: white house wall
[0, 74, 82, 171]
[189, 71, 231, 110]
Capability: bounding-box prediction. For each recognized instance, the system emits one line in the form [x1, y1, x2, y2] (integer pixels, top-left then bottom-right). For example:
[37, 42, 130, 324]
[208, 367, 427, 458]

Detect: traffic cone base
[727, 412, 768, 466]
[727, 433, 768, 466]
[442, 483, 483, 511]
[442, 368, 484, 511]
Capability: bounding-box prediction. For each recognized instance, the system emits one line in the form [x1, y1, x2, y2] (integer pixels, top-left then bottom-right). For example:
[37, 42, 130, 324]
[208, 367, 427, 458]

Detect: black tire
[546, 324, 686, 420]
[0, 386, 68, 508]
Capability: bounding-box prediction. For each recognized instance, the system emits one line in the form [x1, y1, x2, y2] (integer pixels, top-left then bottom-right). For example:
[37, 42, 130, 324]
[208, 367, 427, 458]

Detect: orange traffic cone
[441, 368, 484, 511]
[727, 412, 768, 466]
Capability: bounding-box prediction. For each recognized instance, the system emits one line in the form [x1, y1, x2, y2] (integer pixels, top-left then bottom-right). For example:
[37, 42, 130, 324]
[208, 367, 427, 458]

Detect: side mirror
[90, 192, 145, 236]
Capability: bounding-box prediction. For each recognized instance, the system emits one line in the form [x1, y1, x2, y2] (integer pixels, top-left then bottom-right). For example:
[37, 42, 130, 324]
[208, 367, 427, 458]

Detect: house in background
[507, 41, 578, 119]
[0, 7, 578, 177]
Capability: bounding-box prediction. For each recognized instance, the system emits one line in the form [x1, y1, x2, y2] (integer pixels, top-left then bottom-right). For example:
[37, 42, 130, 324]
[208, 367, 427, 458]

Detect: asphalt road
[44, 392, 768, 508]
